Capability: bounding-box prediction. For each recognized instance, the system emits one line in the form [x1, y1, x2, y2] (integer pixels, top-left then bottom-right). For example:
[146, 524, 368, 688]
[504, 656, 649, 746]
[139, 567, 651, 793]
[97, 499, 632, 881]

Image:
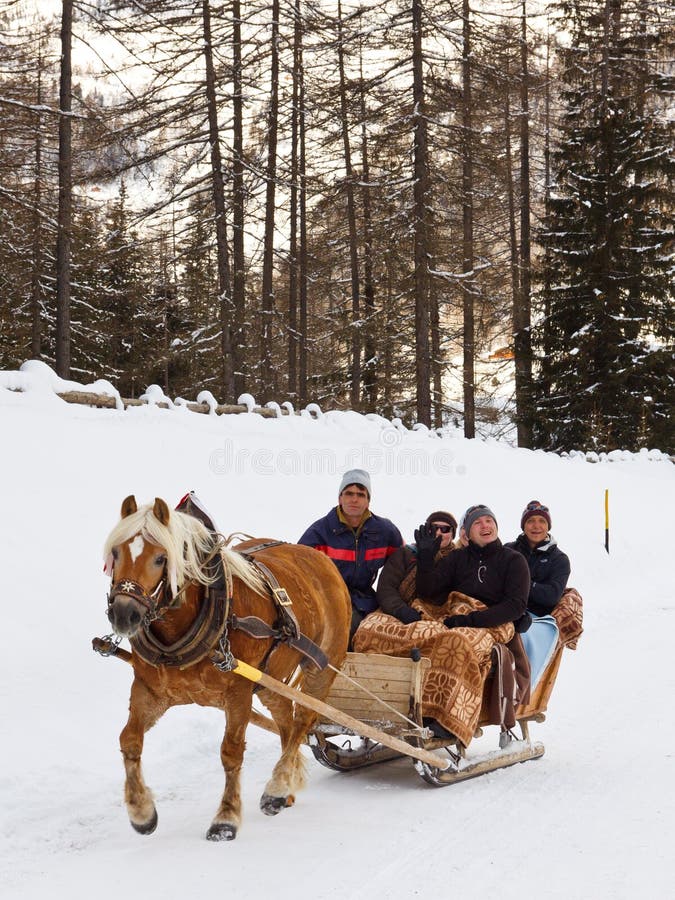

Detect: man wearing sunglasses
[372, 510, 458, 623]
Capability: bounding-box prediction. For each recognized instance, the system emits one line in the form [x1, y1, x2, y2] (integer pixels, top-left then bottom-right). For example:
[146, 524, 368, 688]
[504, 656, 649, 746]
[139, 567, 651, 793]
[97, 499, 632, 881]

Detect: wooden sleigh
[305, 642, 564, 786]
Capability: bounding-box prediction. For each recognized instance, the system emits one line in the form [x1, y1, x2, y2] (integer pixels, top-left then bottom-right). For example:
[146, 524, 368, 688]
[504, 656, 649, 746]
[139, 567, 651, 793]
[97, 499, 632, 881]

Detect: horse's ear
[121, 495, 137, 518]
[153, 498, 171, 526]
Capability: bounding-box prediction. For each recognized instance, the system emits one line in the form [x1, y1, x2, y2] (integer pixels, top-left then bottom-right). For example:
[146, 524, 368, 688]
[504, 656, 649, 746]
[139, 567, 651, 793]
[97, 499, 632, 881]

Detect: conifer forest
[1, 0, 673, 451]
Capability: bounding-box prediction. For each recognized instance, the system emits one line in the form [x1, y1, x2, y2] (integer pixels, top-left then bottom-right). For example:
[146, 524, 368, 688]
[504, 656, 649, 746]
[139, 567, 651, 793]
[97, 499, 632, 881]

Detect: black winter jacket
[415, 538, 530, 630]
[504, 534, 570, 617]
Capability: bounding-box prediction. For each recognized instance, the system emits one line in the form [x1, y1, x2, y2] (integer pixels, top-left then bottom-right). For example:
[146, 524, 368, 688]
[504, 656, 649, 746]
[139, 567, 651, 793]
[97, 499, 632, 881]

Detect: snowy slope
[1, 370, 673, 900]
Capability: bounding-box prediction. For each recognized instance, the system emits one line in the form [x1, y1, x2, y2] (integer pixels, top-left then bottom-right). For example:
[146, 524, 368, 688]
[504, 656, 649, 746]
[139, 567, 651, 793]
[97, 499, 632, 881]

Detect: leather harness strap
[114, 536, 328, 672]
[229, 613, 328, 671]
[233, 547, 329, 671]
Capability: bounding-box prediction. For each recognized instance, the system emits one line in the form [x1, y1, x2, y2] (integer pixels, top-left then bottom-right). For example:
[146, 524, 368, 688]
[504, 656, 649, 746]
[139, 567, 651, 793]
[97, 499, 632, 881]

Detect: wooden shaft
[231, 659, 452, 771]
[250, 709, 280, 735]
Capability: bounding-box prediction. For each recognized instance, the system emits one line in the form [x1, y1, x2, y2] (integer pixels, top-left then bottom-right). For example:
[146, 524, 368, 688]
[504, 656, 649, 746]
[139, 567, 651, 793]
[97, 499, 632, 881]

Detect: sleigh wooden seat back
[315, 652, 431, 733]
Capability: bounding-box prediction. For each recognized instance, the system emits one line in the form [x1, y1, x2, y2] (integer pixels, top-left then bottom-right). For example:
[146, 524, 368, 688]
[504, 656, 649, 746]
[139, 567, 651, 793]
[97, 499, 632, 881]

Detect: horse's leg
[256, 687, 303, 816]
[206, 683, 254, 842]
[257, 662, 342, 815]
[120, 678, 169, 835]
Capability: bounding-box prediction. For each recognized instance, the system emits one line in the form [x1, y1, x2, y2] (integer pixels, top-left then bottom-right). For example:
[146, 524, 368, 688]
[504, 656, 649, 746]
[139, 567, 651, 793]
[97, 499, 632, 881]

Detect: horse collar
[130, 586, 232, 669]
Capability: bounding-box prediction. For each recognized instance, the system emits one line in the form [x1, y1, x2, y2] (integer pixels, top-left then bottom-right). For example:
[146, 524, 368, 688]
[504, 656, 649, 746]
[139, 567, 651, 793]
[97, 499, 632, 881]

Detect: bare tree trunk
[358, 46, 377, 412]
[430, 288, 442, 429]
[504, 81, 520, 348]
[55, 0, 73, 377]
[383, 263, 393, 411]
[31, 44, 45, 358]
[201, 0, 235, 399]
[412, 0, 431, 427]
[541, 21, 553, 403]
[298, 32, 308, 404]
[337, 0, 361, 409]
[287, 0, 301, 400]
[514, 0, 533, 447]
[461, 0, 475, 438]
[232, 0, 246, 397]
[260, 0, 280, 397]
[158, 231, 171, 395]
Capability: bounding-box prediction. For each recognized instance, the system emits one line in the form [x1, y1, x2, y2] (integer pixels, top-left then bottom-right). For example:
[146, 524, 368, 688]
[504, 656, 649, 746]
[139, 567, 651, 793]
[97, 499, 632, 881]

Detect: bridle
[106, 535, 229, 627]
[107, 576, 171, 625]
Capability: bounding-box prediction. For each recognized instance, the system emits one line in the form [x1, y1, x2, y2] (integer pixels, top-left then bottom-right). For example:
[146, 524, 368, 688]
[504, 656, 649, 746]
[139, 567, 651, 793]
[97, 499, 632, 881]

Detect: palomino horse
[102, 495, 351, 840]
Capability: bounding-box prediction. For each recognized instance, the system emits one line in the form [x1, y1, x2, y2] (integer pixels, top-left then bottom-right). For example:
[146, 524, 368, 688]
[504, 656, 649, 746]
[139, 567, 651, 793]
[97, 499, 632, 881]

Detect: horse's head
[104, 496, 175, 638]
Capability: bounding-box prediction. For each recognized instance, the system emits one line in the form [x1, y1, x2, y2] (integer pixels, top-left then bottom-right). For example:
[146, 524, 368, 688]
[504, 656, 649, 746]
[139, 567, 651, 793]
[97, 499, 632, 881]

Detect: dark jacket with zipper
[415, 538, 530, 630]
[504, 534, 570, 617]
[298, 507, 402, 613]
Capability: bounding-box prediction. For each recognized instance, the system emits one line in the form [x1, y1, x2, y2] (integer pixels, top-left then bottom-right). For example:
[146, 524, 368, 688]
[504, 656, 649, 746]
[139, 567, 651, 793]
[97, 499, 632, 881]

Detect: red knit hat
[521, 500, 551, 531]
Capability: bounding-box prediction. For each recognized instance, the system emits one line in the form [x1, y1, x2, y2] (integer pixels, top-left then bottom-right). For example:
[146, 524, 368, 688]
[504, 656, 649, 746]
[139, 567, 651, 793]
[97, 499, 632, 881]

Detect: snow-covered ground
[1, 364, 673, 899]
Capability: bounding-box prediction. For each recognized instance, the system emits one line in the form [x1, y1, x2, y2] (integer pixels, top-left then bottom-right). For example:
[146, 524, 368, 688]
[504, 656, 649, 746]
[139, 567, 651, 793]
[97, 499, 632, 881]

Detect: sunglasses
[431, 523, 454, 535]
[525, 501, 549, 512]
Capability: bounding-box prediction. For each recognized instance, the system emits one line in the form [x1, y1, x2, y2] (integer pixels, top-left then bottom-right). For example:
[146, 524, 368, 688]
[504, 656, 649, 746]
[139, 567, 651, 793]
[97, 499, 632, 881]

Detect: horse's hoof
[131, 808, 158, 835]
[206, 822, 237, 841]
[260, 793, 294, 816]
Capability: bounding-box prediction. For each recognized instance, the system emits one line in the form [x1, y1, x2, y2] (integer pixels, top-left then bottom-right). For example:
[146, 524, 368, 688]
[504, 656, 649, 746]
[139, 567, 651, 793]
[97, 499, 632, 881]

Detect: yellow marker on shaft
[233, 659, 263, 683]
[604, 489, 609, 554]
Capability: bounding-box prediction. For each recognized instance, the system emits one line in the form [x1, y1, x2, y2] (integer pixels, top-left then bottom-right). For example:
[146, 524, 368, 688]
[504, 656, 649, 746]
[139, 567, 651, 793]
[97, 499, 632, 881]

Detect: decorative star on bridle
[120, 581, 137, 593]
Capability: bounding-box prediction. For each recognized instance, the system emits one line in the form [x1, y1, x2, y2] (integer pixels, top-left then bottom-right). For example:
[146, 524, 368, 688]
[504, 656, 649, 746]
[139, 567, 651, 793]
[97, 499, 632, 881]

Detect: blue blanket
[521, 615, 559, 689]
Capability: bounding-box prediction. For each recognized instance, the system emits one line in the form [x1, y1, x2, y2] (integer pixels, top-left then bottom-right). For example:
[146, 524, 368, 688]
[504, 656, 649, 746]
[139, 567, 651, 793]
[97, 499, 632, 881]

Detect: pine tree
[534, 0, 674, 452]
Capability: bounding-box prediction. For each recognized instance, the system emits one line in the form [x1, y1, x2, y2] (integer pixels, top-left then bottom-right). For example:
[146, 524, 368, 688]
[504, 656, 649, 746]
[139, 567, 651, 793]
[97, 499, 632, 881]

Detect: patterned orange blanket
[353, 592, 514, 747]
[552, 588, 584, 649]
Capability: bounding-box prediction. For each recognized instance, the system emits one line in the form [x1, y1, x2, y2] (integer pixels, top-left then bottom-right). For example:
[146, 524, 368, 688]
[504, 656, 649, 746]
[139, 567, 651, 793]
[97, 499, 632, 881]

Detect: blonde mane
[103, 503, 267, 596]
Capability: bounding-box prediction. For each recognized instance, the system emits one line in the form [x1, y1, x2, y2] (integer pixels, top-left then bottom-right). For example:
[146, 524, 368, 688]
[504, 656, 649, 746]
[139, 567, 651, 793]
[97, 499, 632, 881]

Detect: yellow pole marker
[233, 659, 263, 683]
[604, 489, 610, 554]
[231, 658, 453, 770]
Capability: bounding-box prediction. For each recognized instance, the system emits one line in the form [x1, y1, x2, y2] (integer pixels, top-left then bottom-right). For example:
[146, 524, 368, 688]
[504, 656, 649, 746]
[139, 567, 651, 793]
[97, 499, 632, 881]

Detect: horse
[102, 495, 351, 841]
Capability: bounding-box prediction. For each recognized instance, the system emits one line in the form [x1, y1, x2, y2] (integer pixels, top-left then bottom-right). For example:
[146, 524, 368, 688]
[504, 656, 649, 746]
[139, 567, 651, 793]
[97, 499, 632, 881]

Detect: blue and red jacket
[298, 507, 403, 613]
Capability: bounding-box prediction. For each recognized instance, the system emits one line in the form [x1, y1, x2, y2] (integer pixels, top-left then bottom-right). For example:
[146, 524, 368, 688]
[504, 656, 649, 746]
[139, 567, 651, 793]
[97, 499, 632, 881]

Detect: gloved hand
[414, 522, 441, 557]
[514, 612, 532, 633]
[443, 614, 471, 629]
[397, 605, 422, 625]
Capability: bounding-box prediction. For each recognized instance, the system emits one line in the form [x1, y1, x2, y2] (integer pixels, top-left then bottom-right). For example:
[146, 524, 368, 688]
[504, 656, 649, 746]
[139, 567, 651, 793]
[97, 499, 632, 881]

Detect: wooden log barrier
[56, 390, 291, 417]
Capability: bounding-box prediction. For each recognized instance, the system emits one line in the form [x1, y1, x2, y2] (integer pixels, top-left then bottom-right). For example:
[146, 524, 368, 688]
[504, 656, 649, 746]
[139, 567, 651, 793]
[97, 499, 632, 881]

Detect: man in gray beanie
[299, 469, 402, 644]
